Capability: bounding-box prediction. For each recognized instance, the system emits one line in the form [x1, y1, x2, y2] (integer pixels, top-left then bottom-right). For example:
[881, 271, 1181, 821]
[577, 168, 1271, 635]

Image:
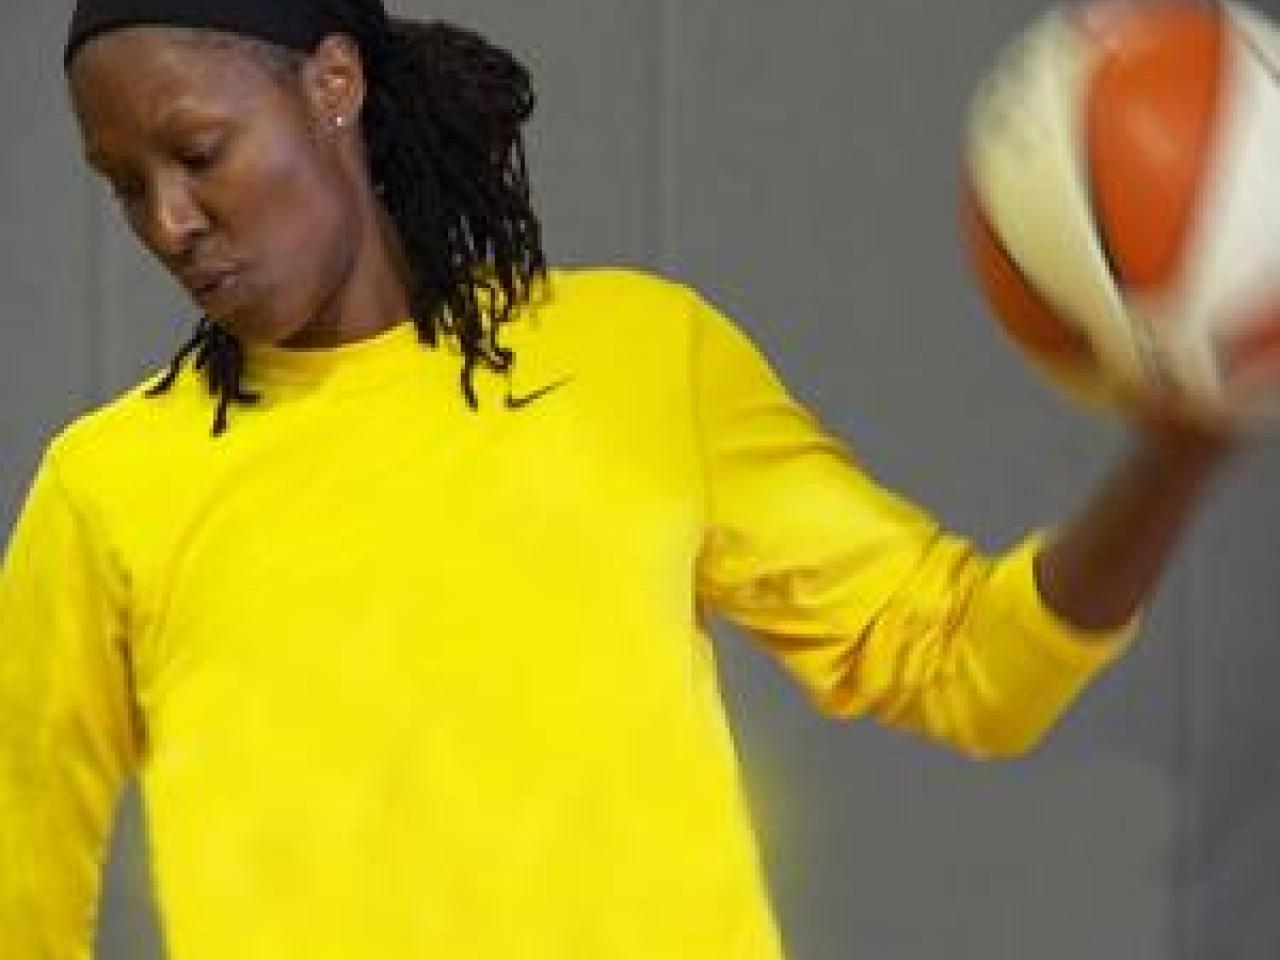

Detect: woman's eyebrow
[83, 110, 226, 170]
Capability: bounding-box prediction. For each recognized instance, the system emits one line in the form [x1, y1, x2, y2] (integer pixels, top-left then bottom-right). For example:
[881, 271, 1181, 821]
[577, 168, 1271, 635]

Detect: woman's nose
[143, 171, 209, 257]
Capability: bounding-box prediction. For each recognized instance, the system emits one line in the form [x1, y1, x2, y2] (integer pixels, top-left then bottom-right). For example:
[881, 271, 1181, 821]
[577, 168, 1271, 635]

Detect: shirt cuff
[989, 527, 1142, 670]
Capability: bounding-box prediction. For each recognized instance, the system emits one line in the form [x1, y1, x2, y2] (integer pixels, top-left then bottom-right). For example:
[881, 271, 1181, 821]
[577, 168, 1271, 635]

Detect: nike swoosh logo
[505, 374, 575, 409]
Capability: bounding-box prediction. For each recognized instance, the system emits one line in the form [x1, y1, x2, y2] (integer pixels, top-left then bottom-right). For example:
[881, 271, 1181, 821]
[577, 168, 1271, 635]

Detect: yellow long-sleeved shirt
[0, 266, 1138, 959]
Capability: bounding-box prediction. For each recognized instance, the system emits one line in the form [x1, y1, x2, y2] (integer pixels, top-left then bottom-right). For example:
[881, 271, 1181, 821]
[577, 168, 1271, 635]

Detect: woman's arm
[0, 441, 140, 956]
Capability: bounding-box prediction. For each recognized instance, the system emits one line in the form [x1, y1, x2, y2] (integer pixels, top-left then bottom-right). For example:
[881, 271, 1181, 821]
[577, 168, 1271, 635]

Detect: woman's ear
[301, 33, 366, 132]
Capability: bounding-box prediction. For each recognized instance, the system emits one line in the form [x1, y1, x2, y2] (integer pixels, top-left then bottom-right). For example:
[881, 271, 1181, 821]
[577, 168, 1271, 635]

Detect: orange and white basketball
[964, 0, 1280, 430]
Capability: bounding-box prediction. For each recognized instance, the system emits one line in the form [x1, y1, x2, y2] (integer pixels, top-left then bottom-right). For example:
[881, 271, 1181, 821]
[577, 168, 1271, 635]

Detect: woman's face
[66, 26, 364, 345]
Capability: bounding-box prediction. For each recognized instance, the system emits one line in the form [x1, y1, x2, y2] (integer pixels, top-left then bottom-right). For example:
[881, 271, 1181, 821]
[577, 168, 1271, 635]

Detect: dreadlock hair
[142, 13, 548, 437]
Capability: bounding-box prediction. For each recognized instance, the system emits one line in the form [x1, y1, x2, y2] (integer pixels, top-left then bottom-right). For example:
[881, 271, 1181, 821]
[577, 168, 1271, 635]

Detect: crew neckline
[235, 267, 561, 395]
[241, 316, 440, 393]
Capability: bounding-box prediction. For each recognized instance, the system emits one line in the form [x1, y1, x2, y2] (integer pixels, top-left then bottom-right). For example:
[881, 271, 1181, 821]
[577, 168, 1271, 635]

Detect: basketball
[963, 0, 1280, 431]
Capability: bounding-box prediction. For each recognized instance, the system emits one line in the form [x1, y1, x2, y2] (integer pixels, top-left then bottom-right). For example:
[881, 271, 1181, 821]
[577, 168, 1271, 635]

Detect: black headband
[63, 0, 387, 71]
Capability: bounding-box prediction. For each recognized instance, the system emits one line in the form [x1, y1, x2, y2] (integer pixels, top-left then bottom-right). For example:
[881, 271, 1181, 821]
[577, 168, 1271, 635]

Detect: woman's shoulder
[545, 262, 692, 298]
[533, 263, 702, 338]
[41, 364, 211, 506]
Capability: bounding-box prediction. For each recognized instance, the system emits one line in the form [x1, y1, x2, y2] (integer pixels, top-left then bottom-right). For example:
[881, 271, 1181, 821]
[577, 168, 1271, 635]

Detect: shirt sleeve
[0, 438, 141, 956]
[687, 286, 1142, 759]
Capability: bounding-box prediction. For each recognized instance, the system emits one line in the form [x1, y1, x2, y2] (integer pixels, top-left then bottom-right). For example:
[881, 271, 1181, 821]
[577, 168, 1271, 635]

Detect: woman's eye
[182, 142, 223, 171]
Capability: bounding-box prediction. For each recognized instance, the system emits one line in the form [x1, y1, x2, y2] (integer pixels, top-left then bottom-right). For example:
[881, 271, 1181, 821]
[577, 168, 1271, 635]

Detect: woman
[0, 0, 1237, 957]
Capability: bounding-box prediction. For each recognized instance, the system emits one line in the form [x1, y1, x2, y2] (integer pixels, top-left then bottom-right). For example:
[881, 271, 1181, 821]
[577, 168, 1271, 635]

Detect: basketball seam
[1236, 17, 1280, 82]
[1080, 159, 1173, 390]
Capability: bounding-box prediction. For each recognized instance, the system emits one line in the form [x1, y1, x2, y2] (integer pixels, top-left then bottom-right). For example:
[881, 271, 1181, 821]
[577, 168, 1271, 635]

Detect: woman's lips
[194, 269, 241, 306]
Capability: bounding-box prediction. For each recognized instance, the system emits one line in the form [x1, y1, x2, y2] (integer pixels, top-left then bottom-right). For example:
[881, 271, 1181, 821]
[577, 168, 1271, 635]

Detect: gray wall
[4, 2, 1278, 958]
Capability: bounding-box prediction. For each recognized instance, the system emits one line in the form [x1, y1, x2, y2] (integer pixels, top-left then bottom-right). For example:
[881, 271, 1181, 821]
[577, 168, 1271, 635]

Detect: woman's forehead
[70, 24, 275, 105]
[70, 26, 277, 135]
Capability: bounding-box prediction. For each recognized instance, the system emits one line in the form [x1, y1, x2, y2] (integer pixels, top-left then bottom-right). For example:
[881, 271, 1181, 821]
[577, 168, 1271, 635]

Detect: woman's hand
[1126, 389, 1248, 466]
[1032, 389, 1248, 635]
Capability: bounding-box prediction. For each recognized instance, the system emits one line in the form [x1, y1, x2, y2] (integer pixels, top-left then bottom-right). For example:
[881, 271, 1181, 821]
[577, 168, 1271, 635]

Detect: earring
[333, 115, 347, 128]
